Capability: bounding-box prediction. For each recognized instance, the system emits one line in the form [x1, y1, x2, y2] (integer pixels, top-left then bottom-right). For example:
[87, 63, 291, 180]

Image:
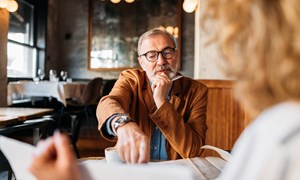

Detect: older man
[97, 28, 208, 163]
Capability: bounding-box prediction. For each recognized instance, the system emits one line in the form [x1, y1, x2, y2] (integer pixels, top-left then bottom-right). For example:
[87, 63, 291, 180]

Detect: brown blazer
[97, 69, 208, 160]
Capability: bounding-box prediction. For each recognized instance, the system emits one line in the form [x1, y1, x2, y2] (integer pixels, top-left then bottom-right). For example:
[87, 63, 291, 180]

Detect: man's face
[138, 34, 178, 82]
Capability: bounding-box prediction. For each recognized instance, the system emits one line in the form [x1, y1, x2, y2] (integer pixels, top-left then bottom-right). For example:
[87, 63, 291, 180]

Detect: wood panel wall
[199, 80, 249, 157]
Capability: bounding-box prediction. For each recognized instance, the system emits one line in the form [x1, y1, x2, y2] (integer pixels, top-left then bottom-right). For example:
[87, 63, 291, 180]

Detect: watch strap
[106, 113, 128, 136]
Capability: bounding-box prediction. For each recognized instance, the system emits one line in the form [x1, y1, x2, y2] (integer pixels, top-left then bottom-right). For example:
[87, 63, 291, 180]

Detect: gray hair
[137, 28, 177, 56]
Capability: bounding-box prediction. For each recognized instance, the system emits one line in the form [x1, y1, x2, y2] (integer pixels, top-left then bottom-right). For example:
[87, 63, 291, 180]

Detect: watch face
[114, 116, 134, 131]
[114, 116, 127, 129]
[117, 116, 127, 123]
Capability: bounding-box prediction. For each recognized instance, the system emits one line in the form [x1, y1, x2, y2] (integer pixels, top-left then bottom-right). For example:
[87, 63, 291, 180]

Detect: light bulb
[166, 26, 174, 35]
[0, 0, 9, 8]
[173, 27, 179, 38]
[159, 26, 165, 31]
[125, 0, 135, 3]
[6, 0, 18, 12]
[111, 0, 121, 4]
[183, 0, 198, 13]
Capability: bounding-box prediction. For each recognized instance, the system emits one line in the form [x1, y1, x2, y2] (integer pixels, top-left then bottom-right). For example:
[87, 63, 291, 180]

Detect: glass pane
[38, 50, 46, 70]
[7, 42, 37, 78]
[8, 0, 34, 45]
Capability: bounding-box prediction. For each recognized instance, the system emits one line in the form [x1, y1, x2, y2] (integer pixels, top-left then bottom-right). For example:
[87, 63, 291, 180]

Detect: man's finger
[138, 141, 150, 163]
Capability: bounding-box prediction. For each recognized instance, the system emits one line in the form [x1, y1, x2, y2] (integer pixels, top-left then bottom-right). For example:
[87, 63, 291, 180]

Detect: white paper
[205, 156, 227, 171]
[79, 160, 195, 180]
[201, 145, 232, 162]
[0, 136, 36, 180]
[0, 136, 195, 180]
[149, 157, 226, 180]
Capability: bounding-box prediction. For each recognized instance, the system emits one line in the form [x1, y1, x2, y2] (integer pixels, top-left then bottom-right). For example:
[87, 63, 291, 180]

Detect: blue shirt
[149, 82, 172, 160]
[150, 124, 168, 160]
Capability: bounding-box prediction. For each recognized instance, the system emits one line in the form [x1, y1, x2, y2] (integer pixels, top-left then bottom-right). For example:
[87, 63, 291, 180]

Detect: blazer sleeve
[96, 70, 140, 140]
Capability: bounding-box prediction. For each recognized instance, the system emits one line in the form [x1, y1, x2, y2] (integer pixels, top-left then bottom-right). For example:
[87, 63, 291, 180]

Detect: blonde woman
[203, 0, 300, 179]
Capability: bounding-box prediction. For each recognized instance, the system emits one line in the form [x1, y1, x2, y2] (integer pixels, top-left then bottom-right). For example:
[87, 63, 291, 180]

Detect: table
[78, 156, 226, 179]
[0, 107, 54, 126]
[7, 81, 86, 106]
[0, 107, 55, 145]
[0, 116, 18, 126]
[0, 108, 55, 175]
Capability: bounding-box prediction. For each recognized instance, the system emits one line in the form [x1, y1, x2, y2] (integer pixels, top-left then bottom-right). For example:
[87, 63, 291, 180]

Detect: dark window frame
[7, 0, 47, 79]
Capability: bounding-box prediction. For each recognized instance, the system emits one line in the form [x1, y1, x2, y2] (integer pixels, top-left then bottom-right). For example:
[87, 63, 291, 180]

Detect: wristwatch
[113, 115, 135, 133]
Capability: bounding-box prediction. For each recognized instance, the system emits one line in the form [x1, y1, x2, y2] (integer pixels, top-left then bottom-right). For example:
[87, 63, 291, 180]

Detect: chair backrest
[101, 79, 116, 97]
[81, 77, 103, 105]
[0, 150, 11, 172]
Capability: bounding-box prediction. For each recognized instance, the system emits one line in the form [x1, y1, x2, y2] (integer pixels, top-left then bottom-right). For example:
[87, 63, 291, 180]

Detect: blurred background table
[0, 107, 55, 147]
[0, 107, 54, 127]
[7, 81, 86, 106]
[0, 107, 55, 179]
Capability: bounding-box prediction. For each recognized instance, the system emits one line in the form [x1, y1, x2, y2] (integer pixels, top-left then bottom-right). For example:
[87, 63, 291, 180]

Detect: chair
[81, 77, 103, 106]
[68, 111, 85, 158]
[81, 77, 103, 121]
[61, 77, 103, 158]
[0, 150, 13, 180]
[101, 79, 116, 97]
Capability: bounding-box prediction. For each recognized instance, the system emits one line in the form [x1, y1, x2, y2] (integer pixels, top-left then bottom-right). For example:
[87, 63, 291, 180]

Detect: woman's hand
[28, 131, 81, 180]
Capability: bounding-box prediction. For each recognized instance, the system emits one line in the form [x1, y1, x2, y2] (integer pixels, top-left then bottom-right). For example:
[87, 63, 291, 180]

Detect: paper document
[152, 156, 226, 180]
[0, 136, 227, 180]
[1, 136, 209, 180]
[0, 136, 36, 180]
[201, 145, 232, 162]
[79, 160, 195, 180]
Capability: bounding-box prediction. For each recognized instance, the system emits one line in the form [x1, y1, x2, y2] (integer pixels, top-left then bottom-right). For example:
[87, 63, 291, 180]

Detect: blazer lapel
[170, 78, 183, 111]
[142, 78, 156, 112]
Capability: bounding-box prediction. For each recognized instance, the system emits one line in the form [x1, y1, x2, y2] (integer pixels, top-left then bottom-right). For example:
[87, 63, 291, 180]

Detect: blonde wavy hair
[202, 0, 300, 117]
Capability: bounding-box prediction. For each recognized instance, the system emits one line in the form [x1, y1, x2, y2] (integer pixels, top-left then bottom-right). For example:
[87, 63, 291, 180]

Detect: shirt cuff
[105, 116, 115, 136]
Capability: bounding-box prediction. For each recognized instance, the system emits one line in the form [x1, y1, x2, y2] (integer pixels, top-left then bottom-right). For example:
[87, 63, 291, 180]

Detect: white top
[219, 102, 300, 180]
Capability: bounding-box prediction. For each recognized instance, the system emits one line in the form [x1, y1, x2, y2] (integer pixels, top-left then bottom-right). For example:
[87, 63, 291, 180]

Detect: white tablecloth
[7, 81, 86, 106]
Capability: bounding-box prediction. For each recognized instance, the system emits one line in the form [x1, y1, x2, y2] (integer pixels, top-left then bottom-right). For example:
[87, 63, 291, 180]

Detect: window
[7, 0, 46, 78]
[7, 42, 37, 77]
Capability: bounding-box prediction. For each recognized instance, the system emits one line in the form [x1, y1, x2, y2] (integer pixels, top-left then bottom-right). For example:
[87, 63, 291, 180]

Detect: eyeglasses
[139, 47, 176, 62]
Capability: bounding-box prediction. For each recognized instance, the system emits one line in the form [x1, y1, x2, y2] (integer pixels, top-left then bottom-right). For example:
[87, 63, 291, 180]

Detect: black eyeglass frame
[139, 47, 176, 62]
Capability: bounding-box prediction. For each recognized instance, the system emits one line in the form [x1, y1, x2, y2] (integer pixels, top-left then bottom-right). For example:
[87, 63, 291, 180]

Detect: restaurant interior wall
[193, 0, 230, 80]
[46, 0, 195, 80]
[0, 9, 9, 107]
